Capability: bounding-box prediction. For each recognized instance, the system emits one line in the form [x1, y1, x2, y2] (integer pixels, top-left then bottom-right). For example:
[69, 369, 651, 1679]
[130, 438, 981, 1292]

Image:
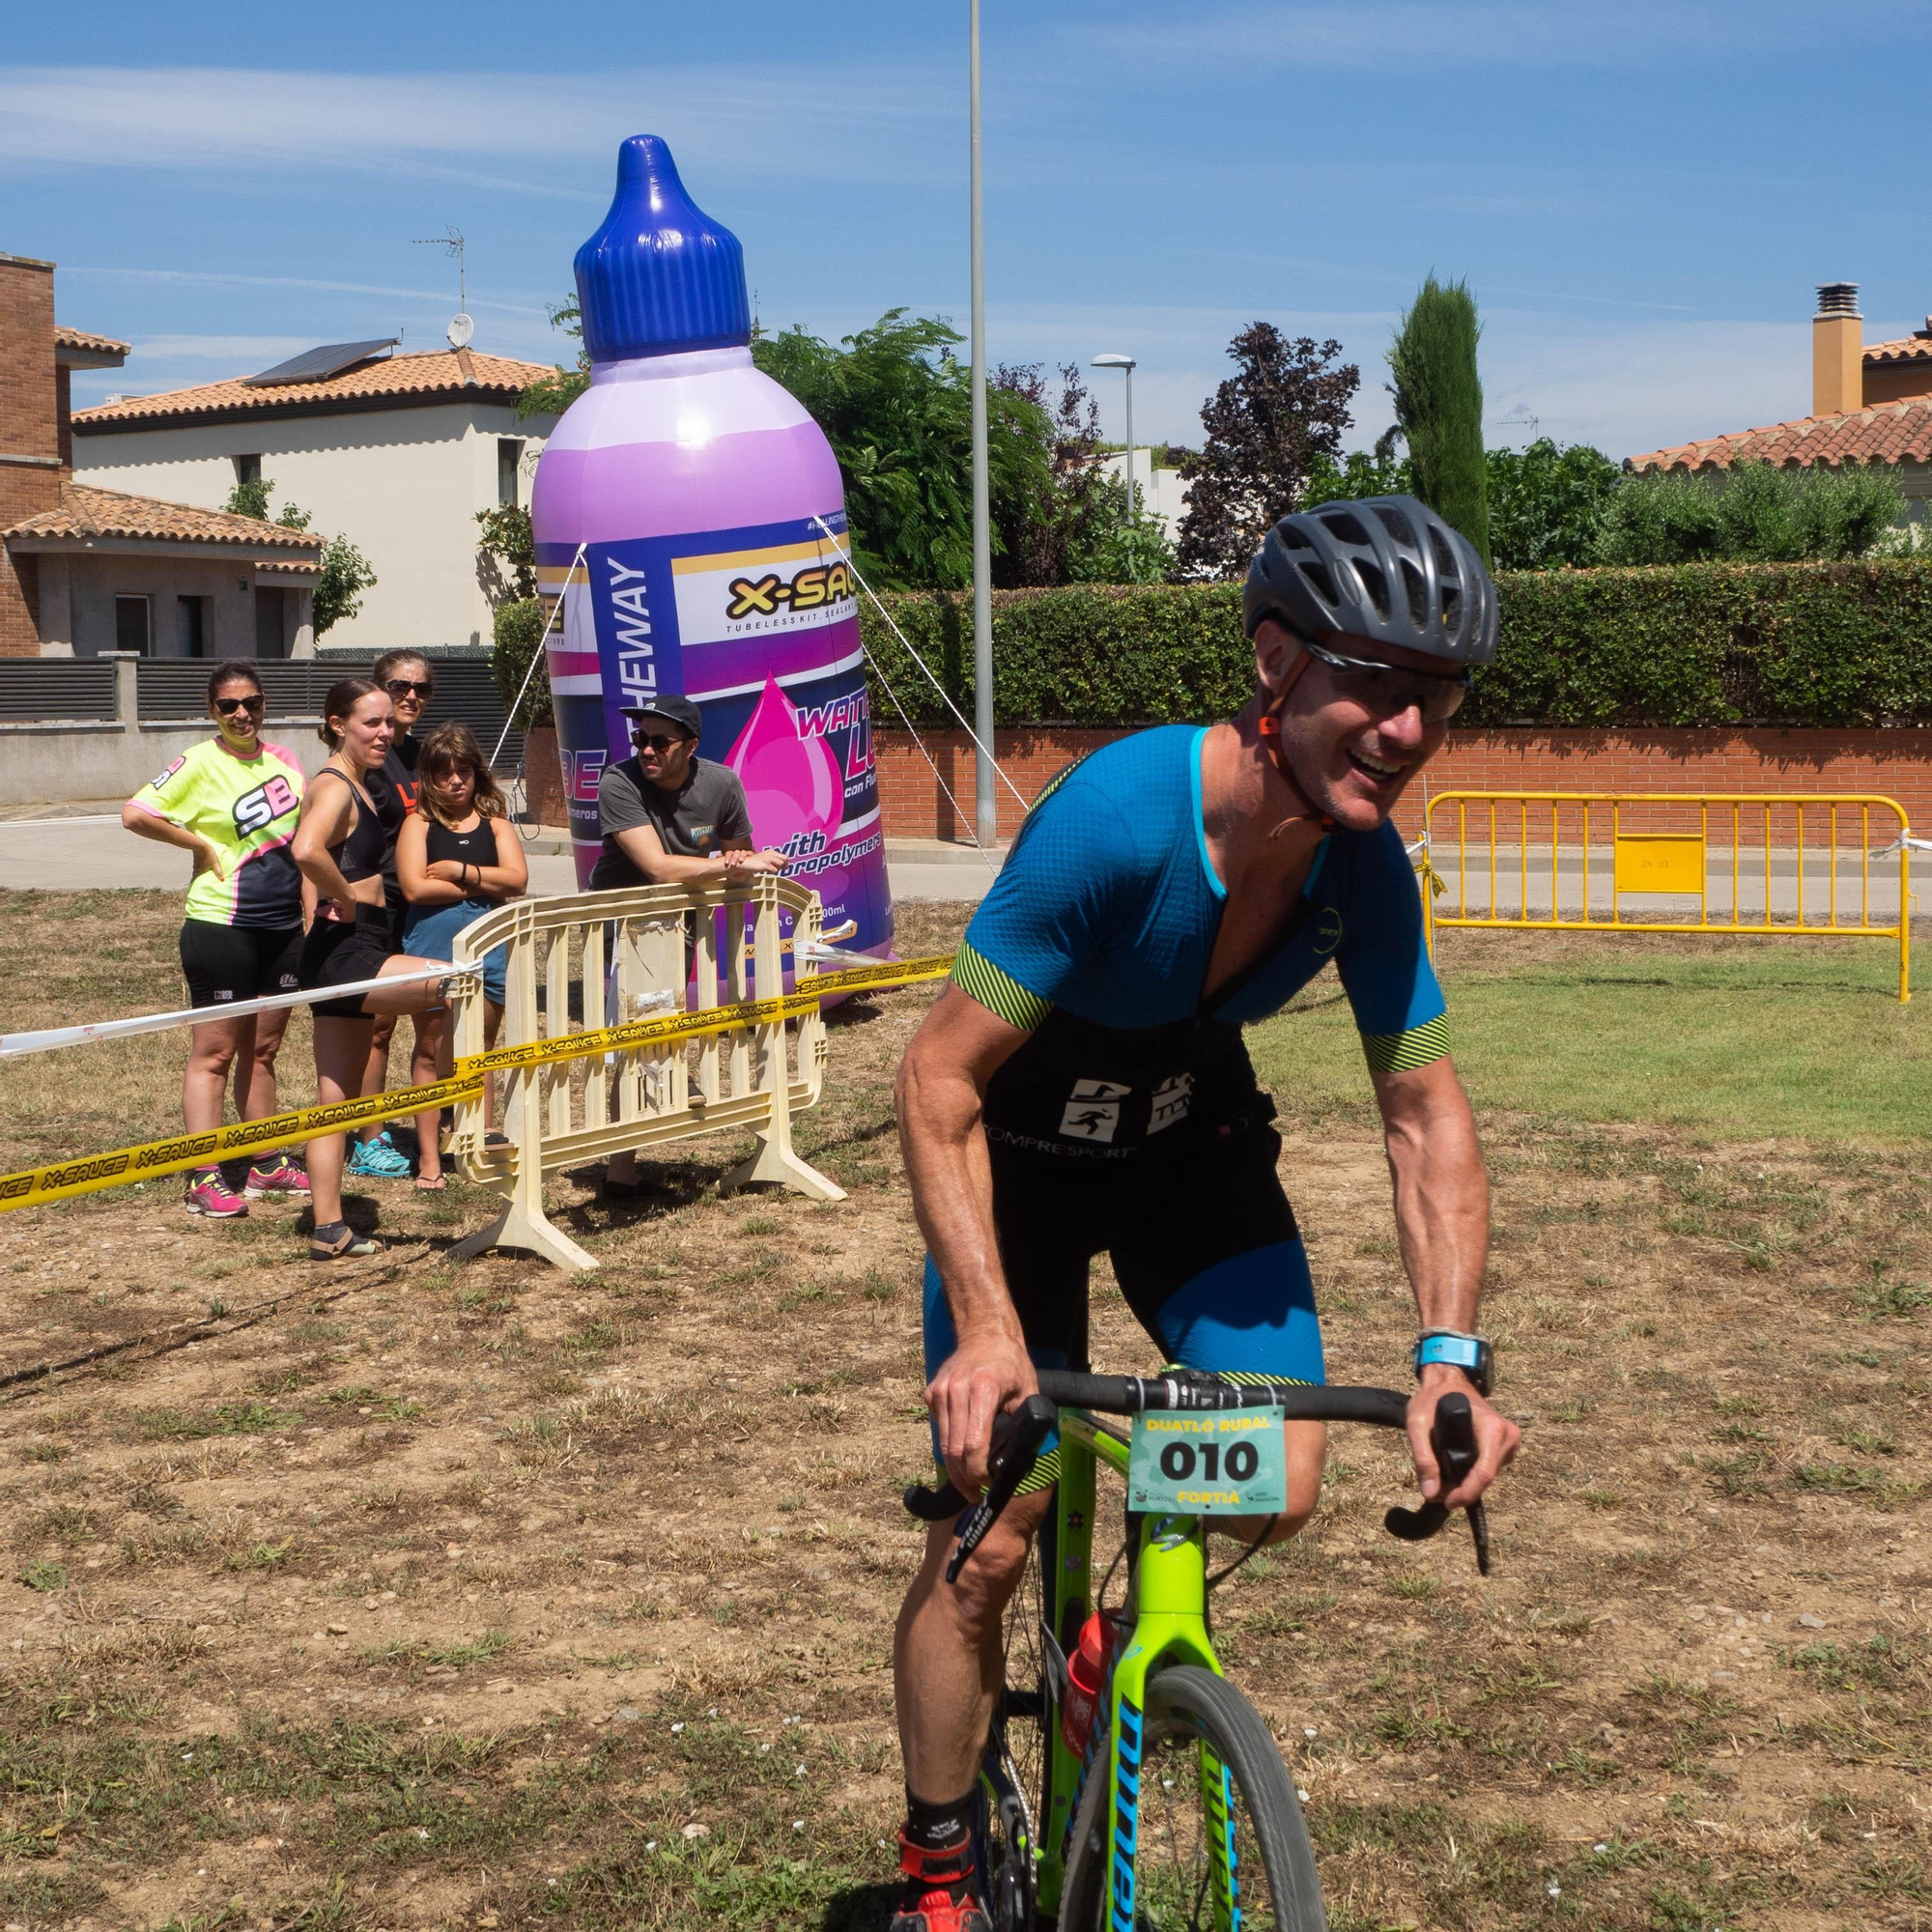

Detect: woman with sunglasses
[120, 659, 312, 1219]
[293, 678, 458, 1261]
[345, 649, 438, 1182]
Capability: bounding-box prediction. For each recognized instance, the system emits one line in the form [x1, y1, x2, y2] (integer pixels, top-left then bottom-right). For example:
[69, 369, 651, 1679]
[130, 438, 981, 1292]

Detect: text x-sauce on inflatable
[532, 133, 892, 958]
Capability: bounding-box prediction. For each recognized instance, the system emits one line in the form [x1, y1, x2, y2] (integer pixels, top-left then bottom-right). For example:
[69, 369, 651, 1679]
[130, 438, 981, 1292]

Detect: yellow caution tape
[0, 1075, 484, 1215]
[0, 951, 957, 1217]
[452, 952, 955, 1077]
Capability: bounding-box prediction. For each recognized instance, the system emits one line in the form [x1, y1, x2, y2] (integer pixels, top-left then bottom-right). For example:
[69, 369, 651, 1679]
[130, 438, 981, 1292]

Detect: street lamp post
[1092, 352, 1137, 580]
[968, 0, 996, 850]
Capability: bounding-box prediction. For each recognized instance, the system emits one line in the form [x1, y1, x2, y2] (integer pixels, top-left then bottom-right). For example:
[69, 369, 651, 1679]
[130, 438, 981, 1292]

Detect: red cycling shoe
[889, 1829, 990, 1932]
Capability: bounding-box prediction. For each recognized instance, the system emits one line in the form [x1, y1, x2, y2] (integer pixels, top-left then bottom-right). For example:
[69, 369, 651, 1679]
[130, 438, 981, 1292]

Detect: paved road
[0, 816, 1006, 904]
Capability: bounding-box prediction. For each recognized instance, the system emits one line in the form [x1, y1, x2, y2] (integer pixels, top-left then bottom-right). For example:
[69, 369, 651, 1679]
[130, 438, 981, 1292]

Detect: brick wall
[875, 726, 1932, 840]
[0, 253, 59, 659]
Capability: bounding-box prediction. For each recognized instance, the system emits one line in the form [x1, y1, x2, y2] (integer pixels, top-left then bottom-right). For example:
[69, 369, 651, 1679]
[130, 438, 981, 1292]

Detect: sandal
[413, 1174, 447, 1193]
[310, 1222, 384, 1262]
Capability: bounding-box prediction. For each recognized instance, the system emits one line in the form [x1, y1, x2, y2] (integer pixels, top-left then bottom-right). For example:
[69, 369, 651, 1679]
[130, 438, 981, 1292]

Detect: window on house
[178, 595, 208, 658]
[498, 438, 524, 507]
[114, 594, 152, 657]
[233, 454, 262, 487]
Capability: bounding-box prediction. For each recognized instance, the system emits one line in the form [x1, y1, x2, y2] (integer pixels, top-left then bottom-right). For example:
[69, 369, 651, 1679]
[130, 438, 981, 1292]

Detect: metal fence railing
[1421, 789, 1915, 1002]
[0, 660, 117, 723]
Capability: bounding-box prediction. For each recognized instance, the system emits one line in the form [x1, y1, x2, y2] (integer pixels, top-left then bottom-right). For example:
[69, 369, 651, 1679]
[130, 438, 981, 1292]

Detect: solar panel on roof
[242, 338, 400, 387]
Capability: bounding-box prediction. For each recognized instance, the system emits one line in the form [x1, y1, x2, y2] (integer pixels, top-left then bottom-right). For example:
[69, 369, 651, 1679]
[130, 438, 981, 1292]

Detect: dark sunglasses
[632, 729, 689, 753]
[384, 678, 434, 699]
[1301, 639, 1470, 724]
[213, 695, 265, 715]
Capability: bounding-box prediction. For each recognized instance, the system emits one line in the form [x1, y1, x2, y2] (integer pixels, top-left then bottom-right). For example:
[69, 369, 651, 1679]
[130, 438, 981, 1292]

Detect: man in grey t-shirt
[591, 695, 786, 889]
[592, 695, 788, 1203]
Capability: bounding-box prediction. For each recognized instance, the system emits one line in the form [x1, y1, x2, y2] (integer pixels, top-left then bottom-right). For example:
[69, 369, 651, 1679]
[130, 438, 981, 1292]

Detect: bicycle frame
[1030, 1408, 1231, 1924]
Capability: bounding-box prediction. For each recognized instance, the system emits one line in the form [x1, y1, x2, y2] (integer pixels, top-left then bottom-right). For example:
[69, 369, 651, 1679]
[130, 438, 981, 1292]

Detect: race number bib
[1127, 1407, 1289, 1516]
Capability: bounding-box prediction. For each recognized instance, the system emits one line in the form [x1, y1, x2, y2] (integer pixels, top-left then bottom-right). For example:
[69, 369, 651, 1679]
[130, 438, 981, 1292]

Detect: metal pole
[969, 0, 996, 850]
[1124, 364, 1135, 520]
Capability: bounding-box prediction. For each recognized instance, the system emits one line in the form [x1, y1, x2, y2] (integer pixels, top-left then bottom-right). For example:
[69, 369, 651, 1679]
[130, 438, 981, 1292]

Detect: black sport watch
[1411, 1330, 1493, 1398]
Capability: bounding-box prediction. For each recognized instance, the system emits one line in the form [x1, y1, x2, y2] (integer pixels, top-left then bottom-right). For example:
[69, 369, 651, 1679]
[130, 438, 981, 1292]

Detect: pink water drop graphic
[724, 675, 841, 851]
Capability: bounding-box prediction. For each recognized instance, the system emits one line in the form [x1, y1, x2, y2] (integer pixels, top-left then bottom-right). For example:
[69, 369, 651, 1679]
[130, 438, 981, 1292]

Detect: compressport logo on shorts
[1060, 1078, 1129, 1143]
[1149, 1072, 1193, 1134]
[1314, 906, 1345, 955]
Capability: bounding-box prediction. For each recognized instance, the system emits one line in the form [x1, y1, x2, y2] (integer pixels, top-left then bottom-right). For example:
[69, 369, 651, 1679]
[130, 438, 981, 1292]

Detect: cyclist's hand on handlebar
[1407, 1368, 1519, 1510]
[926, 1332, 1038, 1497]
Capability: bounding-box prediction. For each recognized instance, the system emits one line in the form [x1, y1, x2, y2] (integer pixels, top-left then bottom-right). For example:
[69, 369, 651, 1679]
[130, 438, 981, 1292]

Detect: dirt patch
[0, 901, 1926, 1928]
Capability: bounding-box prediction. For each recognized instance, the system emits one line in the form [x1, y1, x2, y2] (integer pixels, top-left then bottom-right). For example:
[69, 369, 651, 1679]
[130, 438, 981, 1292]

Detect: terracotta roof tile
[3, 481, 325, 555]
[71, 347, 557, 429]
[1864, 334, 1932, 366]
[1626, 398, 1932, 473]
[54, 324, 131, 355]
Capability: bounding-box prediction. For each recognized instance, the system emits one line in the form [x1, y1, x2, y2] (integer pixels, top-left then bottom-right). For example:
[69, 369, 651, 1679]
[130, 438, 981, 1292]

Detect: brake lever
[1383, 1390, 1492, 1577]
[945, 1396, 1056, 1584]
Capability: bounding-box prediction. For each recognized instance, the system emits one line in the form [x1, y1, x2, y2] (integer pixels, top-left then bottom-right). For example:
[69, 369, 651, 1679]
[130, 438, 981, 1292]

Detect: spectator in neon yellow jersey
[120, 659, 312, 1219]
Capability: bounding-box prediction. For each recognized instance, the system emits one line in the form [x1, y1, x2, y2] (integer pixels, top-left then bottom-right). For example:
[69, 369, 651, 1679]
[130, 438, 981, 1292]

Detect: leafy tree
[1389, 276, 1490, 563]
[519, 298, 589, 420]
[1176, 325, 1358, 579]
[1486, 439, 1623, 570]
[1596, 459, 1905, 565]
[752, 310, 1050, 589]
[474, 503, 536, 604]
[1299, 428, 1413, 511]
[1063, 469, 1179, 583]
[221, 477, 376, 639]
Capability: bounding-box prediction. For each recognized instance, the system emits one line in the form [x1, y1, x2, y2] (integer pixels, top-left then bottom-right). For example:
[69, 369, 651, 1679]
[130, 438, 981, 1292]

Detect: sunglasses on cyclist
[384, 678, 434, 699]
[1300, 639, 1470, 724]
[213, 695, 266, 715]
[632, 729, 691, 753]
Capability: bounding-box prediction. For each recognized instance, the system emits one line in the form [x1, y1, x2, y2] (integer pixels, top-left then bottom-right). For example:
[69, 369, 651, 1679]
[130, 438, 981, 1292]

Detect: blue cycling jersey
[952, 725, 1446, 1149]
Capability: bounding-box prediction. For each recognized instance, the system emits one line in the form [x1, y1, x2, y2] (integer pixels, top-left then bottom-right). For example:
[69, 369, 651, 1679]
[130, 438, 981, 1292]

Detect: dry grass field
[0, 890, 1925, 1931]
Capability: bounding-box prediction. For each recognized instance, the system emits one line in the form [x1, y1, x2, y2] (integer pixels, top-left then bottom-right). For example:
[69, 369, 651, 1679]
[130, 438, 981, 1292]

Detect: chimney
[0, 253, 61, 658]
[1812, 281, 1862, 416]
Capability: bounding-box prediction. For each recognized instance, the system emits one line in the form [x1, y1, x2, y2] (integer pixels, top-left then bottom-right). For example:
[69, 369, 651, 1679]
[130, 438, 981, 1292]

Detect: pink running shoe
[244, 1153, 311, 1199]
[184, 1167, 248, 1219]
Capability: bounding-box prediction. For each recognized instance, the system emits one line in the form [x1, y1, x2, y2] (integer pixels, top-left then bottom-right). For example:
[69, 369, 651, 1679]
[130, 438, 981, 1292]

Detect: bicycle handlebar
[903, 1369, 1492, 1579]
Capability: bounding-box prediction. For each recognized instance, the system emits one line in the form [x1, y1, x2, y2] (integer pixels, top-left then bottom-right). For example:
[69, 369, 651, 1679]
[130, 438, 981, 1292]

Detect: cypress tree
[1389, 276, 1491, 565]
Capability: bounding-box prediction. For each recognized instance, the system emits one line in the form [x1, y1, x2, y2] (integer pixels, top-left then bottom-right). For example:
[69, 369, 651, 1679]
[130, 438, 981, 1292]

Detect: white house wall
[73, 402, 550, 656]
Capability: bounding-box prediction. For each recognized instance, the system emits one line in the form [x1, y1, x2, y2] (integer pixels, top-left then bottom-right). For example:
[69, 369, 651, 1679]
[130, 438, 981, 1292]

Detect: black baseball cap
[620, 694, 702, 738]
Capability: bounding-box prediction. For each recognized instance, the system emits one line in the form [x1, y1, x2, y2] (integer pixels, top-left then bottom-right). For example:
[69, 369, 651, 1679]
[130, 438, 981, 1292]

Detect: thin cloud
[61, 266, 552, 319]
[1085, 1, 1927, 71]
[0, 65, 955, 188]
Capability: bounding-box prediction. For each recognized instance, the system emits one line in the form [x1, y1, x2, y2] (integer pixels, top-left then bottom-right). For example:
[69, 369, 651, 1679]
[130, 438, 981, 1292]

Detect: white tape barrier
[1871, 836, 1932, 859]
[0, 964, 459, 1061]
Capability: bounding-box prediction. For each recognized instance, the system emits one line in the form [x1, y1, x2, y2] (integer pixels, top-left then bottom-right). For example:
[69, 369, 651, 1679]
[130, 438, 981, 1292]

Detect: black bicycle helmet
[1243, 495, 1497, 666]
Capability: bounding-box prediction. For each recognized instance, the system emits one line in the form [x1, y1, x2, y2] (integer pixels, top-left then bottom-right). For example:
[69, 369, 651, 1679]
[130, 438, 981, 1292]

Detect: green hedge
[857, 560, 1932, 730]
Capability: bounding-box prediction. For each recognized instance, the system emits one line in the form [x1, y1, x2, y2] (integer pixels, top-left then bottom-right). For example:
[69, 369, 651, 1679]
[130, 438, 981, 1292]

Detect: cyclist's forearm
[1379, 1073, 1490, 1331]
[896, 1059, 1021, 1344]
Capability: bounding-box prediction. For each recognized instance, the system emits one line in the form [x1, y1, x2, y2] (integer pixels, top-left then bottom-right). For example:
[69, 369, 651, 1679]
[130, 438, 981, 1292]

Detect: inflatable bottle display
[531, 134, 892, 958]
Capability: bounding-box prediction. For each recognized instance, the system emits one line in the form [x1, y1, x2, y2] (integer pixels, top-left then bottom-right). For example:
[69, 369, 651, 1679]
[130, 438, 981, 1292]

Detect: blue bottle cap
[573, 135, 752, 362]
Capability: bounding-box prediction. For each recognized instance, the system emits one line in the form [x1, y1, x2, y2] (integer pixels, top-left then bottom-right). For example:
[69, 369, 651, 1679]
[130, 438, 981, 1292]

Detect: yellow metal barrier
[1420, 791, 1913, 1003]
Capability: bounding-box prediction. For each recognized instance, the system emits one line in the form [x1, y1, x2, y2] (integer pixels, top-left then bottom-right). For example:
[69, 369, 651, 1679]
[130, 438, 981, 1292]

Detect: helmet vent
[1297, 560, 1341, 610]
[1428, 524, 1460, 579]
[1440, 582, 1462, 631]
[1400, 558, 1429, 628]
[1353, 557, 1391, 619]
[1318, 509, 1373, 548]
[1372, 503, 1418, 549]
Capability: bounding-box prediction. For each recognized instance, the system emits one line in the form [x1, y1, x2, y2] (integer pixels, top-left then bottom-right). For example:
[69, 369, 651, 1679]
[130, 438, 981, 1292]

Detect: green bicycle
[904, 1369, 1489, 1930]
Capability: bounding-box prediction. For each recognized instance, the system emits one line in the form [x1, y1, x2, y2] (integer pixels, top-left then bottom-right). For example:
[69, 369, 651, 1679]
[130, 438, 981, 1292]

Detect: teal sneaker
[346, 1133, 412, 1180]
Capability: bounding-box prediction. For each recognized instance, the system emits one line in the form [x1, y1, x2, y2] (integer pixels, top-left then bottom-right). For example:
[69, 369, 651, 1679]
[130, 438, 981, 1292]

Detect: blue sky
[9, 1, 1932, 460]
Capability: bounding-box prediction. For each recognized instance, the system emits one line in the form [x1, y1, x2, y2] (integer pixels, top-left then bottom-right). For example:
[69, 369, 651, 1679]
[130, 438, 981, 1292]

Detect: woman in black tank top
[291, 678, 459, 1261]
[396, 723, 528, 1188]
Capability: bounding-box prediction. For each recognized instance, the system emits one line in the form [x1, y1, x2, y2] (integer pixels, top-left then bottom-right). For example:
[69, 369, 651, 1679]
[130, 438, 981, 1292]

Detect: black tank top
[424, 816, 494, 887]
[314, 768, 385, 883]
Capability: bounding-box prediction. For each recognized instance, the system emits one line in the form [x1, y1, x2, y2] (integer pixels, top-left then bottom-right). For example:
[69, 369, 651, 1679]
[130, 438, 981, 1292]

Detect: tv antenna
[1494, 404, 1539, 442]
[414, 225, 472, 349]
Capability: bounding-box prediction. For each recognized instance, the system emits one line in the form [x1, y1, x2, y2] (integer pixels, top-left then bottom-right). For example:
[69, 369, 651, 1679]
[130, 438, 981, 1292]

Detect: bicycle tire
[1057, 1664, 1324, 1931]
[977, 1502, 1055, 1930]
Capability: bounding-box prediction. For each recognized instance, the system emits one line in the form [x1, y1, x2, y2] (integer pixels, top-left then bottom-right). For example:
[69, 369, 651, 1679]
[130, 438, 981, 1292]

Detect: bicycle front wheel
[1058, 1664, 1324, 1931]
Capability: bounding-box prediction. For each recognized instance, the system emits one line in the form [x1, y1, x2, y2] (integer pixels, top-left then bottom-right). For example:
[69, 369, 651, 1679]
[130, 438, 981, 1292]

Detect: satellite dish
[446, 313, 474, 350]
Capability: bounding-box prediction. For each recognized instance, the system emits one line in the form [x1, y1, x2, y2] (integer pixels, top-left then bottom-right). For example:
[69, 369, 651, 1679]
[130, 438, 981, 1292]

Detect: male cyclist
[887, 497, 1521, 1932]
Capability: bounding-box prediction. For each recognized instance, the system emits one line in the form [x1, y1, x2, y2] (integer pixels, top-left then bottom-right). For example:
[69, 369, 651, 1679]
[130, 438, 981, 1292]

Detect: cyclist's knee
[918, 1492, 1047, 1634]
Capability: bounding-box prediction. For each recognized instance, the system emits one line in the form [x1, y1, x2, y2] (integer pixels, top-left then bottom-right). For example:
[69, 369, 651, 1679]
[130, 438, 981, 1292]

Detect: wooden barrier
[443, 877, 838, 1270]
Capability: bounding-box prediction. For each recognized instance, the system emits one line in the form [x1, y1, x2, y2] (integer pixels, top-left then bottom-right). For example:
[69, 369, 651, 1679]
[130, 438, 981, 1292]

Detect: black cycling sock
[312, 1220, 348, 1242]
[903, 1786, 975, 1852]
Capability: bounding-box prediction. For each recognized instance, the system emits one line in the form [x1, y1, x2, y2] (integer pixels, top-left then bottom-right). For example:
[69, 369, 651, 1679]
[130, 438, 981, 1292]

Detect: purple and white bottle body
[529, 140, 892, 958]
